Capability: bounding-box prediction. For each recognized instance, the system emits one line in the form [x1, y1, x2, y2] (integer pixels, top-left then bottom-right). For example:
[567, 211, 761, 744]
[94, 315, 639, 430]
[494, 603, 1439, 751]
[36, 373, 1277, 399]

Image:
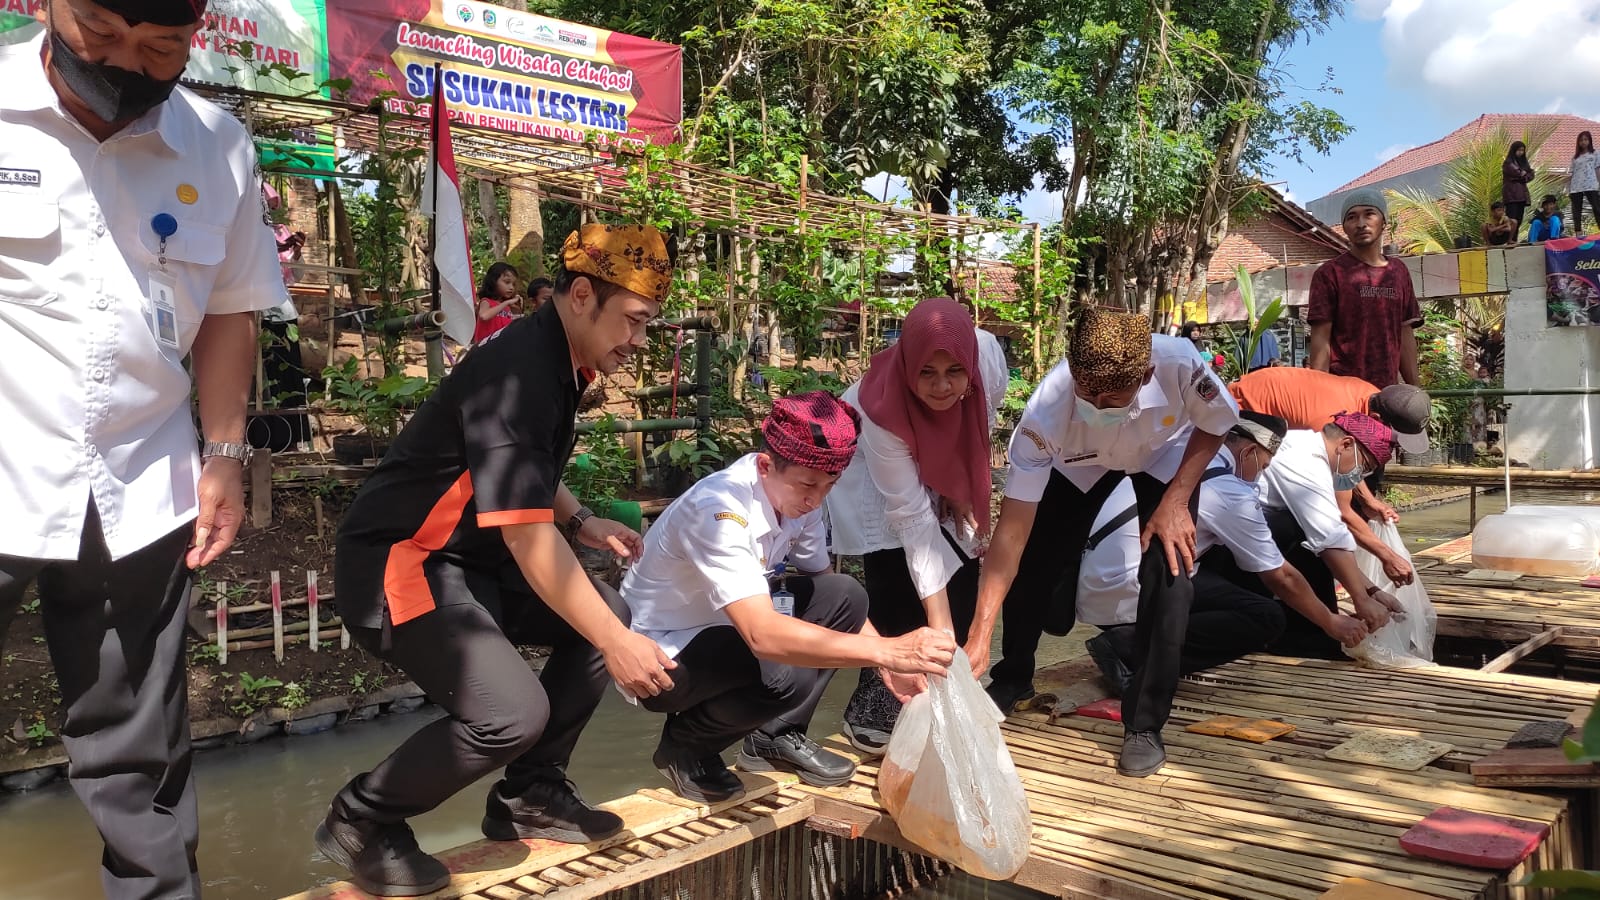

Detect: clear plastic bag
[878, 649, 1032, 880]
[1344, 519, 1437, 668]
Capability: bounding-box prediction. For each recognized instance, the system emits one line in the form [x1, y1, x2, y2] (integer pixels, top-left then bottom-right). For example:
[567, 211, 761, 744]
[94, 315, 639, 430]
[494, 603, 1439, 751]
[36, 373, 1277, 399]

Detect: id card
[771, 590, 795, 617]
[148, 268, 179, 349]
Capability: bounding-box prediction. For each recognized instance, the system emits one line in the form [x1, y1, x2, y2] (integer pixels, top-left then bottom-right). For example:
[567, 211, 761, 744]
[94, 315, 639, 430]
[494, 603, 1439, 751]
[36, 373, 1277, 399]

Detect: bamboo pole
[226, 616, 343, 643]
[1032, 222, 1043, 379]
[306, 570, 319, 653]
[216, 585, 228, 666]
[270, 570, 284, 664]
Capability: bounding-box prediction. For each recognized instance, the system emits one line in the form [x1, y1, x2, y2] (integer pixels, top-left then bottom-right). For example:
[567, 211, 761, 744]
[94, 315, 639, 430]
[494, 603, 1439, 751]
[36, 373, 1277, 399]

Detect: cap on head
[761, 391, 860, 475]
[1332, 411, 1395, 467]
[560, 223, 674, 303]
[1069, 308, 1152, 396]
[1370, 384, 1432, 455]
[1230, 411, 1288, 454]
[1340, 187, 1389, 224]
[95, 0, 208, 26]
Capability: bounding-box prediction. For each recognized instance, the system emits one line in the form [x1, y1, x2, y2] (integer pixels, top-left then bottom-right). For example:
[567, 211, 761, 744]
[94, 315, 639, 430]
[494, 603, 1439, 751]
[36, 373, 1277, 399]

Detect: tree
[1387, 123, 1565, 254]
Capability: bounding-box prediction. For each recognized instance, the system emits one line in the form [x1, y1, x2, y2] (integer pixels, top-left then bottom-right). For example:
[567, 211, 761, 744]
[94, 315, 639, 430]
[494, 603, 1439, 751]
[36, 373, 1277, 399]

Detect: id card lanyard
[770, 562, 795, 617]
[148, 213, 179, 350]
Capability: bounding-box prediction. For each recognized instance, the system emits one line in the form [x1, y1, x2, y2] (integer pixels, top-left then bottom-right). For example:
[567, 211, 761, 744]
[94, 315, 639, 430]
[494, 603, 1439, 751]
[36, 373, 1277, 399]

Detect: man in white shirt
[0, 3, 283, 896]
[1081, 412, 1371, 695]
[1203, 412, 1405, 659]
[622, 392, 955, 803]
[966, 308, 1240, 778]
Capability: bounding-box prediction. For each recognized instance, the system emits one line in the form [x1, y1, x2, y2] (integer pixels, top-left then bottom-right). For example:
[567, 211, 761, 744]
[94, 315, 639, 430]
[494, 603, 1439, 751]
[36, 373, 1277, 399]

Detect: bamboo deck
[1417, 535, 1600, 652]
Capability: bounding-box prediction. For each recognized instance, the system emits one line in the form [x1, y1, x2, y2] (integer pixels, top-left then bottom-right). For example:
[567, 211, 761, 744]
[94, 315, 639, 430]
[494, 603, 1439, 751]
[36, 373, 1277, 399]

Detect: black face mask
[49, 28, 182, 124]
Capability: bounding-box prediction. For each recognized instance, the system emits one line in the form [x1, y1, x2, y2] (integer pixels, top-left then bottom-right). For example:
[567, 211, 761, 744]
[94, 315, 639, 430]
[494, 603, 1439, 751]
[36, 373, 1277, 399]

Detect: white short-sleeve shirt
[1258, 430, 1357, 555]
[826, 329, 1008, 599]
[1075, 444, 1286, 626]
[622, 454, 830, 658]
[1005, 335, 1239, 502]
[0, 36, 287, 561]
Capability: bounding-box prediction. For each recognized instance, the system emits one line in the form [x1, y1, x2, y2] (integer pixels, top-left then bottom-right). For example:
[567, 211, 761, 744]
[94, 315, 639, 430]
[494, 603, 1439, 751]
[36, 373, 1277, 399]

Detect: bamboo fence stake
[341, 623, 351, 650]
[216, 582, 228, 666]
[307, 570, 319, 652]
[270, 570, 284, 664]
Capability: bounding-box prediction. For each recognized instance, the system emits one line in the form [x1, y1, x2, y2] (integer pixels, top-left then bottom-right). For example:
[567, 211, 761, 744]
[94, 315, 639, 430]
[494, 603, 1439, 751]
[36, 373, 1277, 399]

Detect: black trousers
[993, 469, 1197, 734]
[1099, 567, 1284, 679]
[1200, 507, 1342, 660]
[337, 573, 627, 824]
[1506, 200, 1528, 230]
[0, 507, 197, 900]
[642, 573, 867, 759]
[1573, 191, 1600, 236]
[844, 537, 979, 731]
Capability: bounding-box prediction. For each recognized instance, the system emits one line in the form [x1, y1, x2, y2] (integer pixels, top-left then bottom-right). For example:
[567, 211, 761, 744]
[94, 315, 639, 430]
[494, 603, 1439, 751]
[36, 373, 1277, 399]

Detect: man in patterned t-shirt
[1308, 188, 1422, 388]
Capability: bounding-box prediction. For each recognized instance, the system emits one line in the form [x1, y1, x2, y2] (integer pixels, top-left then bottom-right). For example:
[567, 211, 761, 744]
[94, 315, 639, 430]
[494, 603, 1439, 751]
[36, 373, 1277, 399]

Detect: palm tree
[1386, 124, 1566, 253]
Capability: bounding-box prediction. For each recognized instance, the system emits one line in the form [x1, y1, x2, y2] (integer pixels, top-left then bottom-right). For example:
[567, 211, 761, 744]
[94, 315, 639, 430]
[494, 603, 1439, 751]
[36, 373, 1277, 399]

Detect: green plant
[279, 682, 310, 711]
[1383, 487, 1415, 508]
[230, 672, 284, 717]
[756, 365, 848, 398]
[19, 598, 39, 615]
[1218, 265, 1285, 383]
[321, 357, 435, 441]
[25, 717, 53, 746]
[565, 415, 636, 510]
[651, 436, 723, 480]
[349, 671, 387, 695]
[189, 642, 221, 666]
[1417, 303, 1474, 447]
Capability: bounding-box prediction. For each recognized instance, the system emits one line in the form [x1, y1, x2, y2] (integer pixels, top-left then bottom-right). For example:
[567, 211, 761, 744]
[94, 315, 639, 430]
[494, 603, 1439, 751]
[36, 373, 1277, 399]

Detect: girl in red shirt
[474, 262, 523, 344]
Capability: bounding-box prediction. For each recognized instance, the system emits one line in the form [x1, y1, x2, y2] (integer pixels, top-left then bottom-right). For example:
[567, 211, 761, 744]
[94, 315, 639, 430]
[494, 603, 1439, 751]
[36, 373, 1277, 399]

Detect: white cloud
[1360, 0, 1600, 114]
[1376, 143, 1415, 163]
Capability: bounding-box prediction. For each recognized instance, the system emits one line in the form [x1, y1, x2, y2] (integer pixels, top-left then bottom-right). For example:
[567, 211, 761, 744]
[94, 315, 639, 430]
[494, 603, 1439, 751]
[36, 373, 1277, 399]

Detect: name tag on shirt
[148, 268, 179, 350]
[772, 590, 795, 617]
[1060, 452, 1100, 466]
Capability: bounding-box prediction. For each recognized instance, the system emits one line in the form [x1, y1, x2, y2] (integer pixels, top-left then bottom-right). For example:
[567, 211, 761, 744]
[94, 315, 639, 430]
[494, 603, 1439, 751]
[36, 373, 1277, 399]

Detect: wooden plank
[250, 448, 273, 528]
[1481, 627, 1565, 673]
[280, 775, 796, 900]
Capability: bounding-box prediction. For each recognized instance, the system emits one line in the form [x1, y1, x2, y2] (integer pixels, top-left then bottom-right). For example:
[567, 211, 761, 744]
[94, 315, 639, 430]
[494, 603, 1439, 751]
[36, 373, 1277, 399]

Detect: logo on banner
[455, 4, 473, 23]
[558, 28, 590, 49]
[505, 15, 527, 35]
[482, 9, 497, 27]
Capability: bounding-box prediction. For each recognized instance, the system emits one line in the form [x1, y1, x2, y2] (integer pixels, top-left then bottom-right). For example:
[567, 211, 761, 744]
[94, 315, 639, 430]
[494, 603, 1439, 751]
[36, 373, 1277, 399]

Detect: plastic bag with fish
[878, 648, 1032, 879]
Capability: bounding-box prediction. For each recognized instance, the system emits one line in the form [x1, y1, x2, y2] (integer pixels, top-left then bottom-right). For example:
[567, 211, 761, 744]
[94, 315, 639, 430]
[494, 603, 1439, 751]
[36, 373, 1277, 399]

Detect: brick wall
[1209, 211, 1341, 282]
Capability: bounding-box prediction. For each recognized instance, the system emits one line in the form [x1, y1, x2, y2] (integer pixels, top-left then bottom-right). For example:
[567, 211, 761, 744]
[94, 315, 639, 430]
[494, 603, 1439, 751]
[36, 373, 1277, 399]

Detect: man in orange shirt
[1229, 367, 1431, 586]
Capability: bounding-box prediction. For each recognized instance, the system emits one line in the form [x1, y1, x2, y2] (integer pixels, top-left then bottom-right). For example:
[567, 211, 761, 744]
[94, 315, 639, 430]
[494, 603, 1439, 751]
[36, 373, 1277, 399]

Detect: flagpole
[425, 62, 445, 378]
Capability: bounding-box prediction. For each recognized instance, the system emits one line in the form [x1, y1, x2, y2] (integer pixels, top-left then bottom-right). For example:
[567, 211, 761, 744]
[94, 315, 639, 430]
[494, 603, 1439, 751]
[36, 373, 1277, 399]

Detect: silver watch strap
[201, 441, 253, 463]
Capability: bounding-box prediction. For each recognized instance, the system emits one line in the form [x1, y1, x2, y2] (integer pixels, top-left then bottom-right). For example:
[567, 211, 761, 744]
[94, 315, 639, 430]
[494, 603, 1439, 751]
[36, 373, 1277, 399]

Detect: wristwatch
[568, 506, 595, 532]
[201, 441, 254, 465]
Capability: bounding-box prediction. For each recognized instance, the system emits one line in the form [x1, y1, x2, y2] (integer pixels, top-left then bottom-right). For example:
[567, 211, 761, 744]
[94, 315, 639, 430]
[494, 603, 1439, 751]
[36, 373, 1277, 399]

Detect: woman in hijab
[1503, 141, 1535, 231]
[826, 297, 1010, 753]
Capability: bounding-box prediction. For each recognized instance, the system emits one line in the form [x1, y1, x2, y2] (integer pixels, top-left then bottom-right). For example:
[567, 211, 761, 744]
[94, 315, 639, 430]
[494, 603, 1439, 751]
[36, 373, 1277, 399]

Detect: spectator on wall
[1529, 195, 1565, 243]
[1570, 131, 1600, 236]
[1482, 201, 1517, 246]
[1502, 140, 1535, 230]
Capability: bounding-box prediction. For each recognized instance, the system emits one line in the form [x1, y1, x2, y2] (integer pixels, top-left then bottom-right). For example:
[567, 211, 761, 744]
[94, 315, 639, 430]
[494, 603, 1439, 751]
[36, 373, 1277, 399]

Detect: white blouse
[1572, 152, 1599, 195]
[827, 330, 1010, 599]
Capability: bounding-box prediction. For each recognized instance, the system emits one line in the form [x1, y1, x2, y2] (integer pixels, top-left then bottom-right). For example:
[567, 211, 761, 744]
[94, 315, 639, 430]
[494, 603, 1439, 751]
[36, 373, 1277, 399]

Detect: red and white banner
[421, 78, 479, 346]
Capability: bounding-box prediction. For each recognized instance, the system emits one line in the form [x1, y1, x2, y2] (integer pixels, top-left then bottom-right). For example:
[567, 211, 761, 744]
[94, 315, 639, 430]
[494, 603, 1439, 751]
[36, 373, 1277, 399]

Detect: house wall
[1209, 211, 1341, 283]
[1308, 162, 1449, 225]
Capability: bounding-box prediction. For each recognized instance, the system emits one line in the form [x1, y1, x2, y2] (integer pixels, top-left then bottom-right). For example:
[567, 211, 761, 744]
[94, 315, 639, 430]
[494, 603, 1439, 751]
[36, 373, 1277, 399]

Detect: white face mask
[1075, 393, 1136, 428]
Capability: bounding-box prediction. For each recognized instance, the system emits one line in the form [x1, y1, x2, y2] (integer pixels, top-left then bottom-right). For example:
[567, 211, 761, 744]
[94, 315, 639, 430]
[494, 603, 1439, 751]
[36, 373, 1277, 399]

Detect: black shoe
[1117, 730, 1167, 778]
[653, 747, 746, 804]
[737, 732, 856, 787]
[1086, 631, 1134, 698]
[313, 800, 450, 897]
[985, 680, 1036, 715]
[482, 776, 624, 844]
[842, 720, 891, 757]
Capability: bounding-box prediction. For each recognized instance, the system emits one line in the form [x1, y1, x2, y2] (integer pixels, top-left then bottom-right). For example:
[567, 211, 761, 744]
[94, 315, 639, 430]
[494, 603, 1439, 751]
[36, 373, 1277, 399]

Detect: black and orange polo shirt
[335, 302, 592, 629]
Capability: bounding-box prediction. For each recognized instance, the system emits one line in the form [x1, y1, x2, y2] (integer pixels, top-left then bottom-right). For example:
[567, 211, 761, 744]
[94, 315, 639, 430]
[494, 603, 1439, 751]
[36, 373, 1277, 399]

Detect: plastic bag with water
[1345, 519, 1437, 669]
[878, 649, 1032, 880]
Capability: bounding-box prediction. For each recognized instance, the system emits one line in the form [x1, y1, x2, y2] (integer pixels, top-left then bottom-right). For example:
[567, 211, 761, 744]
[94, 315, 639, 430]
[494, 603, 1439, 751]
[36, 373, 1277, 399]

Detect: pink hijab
[857, 298, 992, 534]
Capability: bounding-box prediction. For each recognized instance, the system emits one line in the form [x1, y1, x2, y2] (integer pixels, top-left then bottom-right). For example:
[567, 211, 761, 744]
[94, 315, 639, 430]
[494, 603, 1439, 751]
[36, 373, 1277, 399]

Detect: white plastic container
[1472, 513, 1600, 577]
[1503, 504, 1600, 536]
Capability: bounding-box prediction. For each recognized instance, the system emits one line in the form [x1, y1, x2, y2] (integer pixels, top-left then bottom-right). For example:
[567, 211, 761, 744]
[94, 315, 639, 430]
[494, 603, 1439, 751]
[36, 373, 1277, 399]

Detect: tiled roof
[1331, 114, 1600, 194]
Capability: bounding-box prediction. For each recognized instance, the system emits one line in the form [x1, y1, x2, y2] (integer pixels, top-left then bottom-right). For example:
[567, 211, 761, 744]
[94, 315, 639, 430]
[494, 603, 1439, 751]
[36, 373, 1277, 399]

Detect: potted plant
[321, 357, 434, 463]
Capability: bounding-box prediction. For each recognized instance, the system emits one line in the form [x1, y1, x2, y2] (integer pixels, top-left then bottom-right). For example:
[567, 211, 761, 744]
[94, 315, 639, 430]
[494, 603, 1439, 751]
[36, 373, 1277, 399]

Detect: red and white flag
[421, 75, 478, 347]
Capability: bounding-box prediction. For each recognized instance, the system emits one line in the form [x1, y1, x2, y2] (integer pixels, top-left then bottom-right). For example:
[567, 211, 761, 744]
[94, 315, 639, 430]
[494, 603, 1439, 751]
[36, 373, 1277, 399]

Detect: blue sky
[870, 0, 1600, 227]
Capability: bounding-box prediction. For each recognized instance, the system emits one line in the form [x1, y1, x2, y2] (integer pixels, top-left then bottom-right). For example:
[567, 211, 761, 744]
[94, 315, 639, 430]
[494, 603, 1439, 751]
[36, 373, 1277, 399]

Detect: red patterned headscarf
[1333, 412, 1395, 467]
[762, 391, 860, 475]
[856, 297, 992, 534]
